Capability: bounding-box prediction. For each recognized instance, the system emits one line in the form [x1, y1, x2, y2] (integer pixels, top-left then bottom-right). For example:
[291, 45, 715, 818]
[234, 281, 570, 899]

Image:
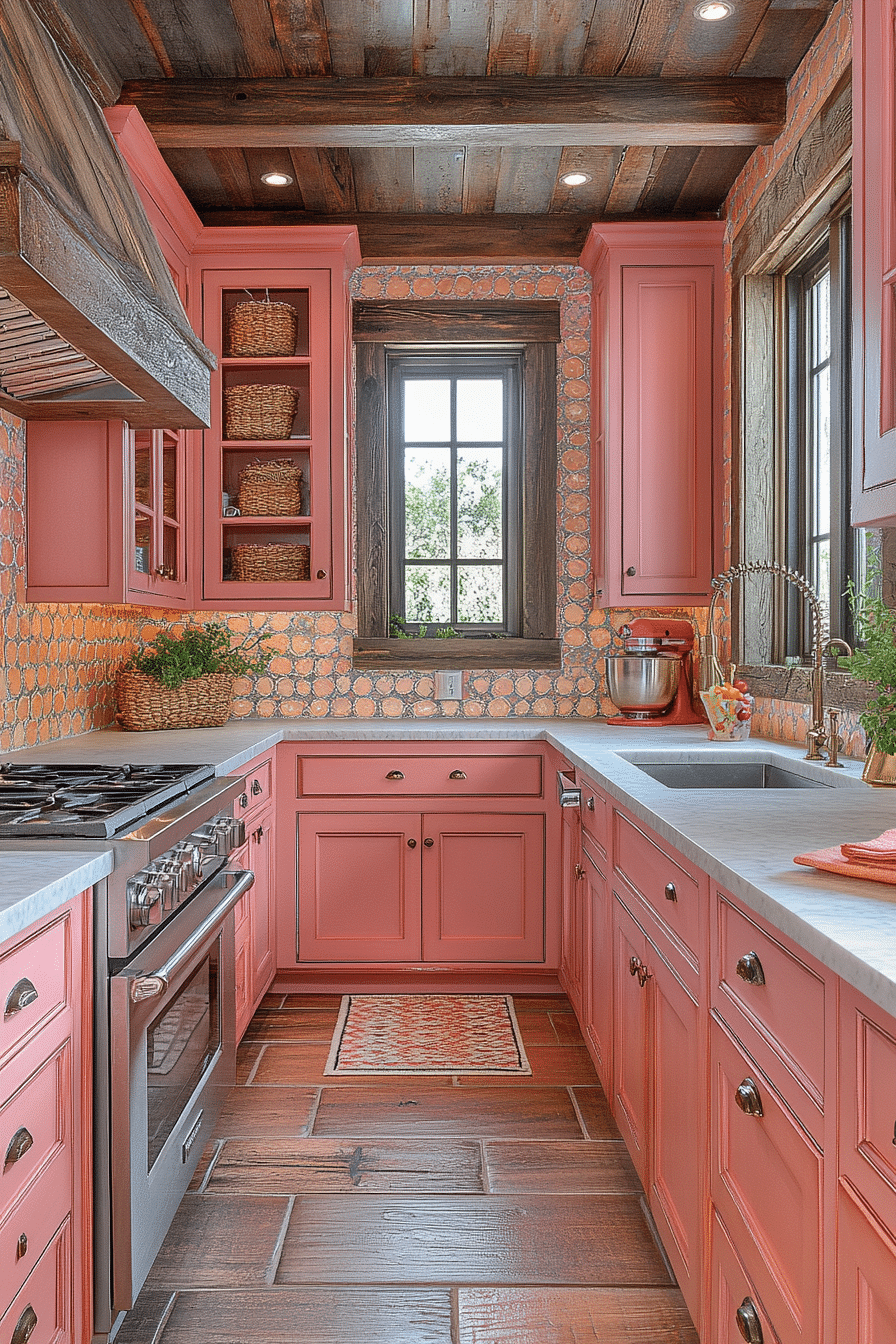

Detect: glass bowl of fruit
[699, 679, 753, 740]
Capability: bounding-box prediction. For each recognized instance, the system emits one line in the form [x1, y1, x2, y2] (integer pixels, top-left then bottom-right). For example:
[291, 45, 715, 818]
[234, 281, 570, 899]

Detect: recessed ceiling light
[260, 171, 293, 186]
[560, 171, 593, 187]
[694, 1, 733, 18]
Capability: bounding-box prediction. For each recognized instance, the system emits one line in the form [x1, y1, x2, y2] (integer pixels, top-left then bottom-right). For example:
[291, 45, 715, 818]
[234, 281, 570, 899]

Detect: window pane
[404, 379, 450, 442]
[457, 564, 503, 624]
[457, 379, 503, 442]
[405, 564, 451, 622]
[457, 448, 503, 559]
[812, 364, 830, 537]
[404, 448, 451, 558]
[811, 272, 830, 365]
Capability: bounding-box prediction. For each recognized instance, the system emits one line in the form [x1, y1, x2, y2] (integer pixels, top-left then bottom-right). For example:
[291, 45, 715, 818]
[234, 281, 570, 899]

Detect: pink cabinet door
[837, 1181, 896, 1343]
[559, 807, 584, 1012]
[711, 1019, 822, 1344]
[248, 808, 275, 1002]
[420, 813, 545, 963]
[711, 1210, 782, 1344]
[612, 896, 651, 1184]
[297, 812, 422, 961]
[582, 839, 612, 1087]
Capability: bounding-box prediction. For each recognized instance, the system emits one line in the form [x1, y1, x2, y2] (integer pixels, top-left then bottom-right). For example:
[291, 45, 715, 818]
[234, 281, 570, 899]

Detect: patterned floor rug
[324, 993, 532, 1076]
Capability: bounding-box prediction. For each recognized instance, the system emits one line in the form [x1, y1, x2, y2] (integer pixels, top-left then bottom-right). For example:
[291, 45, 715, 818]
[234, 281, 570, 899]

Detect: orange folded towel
[840, 827, 896, 864]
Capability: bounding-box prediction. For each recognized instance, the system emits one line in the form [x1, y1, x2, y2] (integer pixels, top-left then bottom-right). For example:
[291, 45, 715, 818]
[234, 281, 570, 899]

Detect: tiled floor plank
[313, 1085, 586, 1137]
[158, 1288, 454, 1343]
[214, 1086, 319, 1137]
[483, 1140, 641, 1193]
[111, 1288, 176, 1344]
[455, 1044, 599, 1086]
[243, 1006, 340, 1041]
[572, 1085, 618, 1138]
[276, 1194, 673, 1285]
[145, 1194, 290, 1288]
[206, 1137, 484, 1193]
[456, 1286, 700, 1342]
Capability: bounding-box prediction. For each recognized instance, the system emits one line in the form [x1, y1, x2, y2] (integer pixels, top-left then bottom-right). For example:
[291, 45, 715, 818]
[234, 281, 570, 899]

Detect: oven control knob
[227, 817, 246, 851]
[127, 879, 163, 929]
[174, 843, 203, 883]
[195, 817, 233, 857]
[157, 857, 191, 897]
[145, 866, 178, 910]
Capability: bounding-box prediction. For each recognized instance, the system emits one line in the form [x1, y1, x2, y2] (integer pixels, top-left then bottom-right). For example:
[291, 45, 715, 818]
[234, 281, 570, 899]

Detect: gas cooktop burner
[0, 762, 216, 836]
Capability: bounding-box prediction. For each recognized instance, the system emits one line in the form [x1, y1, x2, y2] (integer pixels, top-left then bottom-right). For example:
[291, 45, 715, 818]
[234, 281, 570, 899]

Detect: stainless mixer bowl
[605, 654, 680, 718]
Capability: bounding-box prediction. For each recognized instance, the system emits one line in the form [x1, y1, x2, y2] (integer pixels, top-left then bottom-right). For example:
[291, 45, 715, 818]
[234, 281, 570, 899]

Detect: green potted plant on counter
[839, 559, 896, 783]
[116, 622, 273, 731]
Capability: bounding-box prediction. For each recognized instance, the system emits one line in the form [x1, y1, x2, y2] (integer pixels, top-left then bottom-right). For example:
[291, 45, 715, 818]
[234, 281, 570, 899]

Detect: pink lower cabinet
[581, 837, 611, 1088]
[837, 1181, 896, 1343]
[612, 895, 704, 1325]
[559, 802, 585, 1015]
[297, 811, 544, 964]
[710, 1017, 823, 1344]
[710, 1210, 782, 1344]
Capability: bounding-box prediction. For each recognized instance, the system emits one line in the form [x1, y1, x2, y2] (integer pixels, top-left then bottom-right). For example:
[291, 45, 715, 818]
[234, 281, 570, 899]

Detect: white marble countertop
[3, 718, 896, 1021]
[0, 849, 113, 943]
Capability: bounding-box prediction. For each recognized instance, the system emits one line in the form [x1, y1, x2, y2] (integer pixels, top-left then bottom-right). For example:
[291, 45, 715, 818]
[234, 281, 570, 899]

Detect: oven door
[108, 866, 253, 1311]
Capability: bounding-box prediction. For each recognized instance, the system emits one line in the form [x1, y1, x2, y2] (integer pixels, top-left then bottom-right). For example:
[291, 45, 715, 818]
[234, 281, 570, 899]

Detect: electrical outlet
[435, 670, 464, 700]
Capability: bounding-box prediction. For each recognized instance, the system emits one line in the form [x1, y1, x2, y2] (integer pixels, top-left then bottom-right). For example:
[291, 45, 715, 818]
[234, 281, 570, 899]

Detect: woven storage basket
[238, 458, 303, 516]
[227, 300, 298, 357]
[232, 543, 310, 583]
[115, 670, 234, 731]
[224, 384, 298, 440]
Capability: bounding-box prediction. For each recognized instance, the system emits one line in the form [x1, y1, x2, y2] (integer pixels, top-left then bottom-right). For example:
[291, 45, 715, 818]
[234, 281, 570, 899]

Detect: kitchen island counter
[0, 848, 112, 943]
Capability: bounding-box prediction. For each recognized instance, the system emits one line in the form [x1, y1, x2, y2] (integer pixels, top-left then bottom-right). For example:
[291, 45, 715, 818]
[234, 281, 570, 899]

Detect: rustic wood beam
[121, 76, 786, 148]
[197, 210, 710, 262]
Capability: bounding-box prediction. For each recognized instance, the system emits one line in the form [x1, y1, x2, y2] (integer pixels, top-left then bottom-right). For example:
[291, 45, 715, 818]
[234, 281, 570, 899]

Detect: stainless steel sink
[625, 760, 832, 789]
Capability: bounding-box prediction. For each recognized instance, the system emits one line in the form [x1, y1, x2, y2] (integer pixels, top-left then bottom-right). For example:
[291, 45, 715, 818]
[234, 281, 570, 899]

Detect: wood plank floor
[117, 994, 699, 1343]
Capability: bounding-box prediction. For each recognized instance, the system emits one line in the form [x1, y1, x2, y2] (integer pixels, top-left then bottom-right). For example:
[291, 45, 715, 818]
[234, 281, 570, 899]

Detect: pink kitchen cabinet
[0, 892, 91, 1344]
[611, 896, 651, 1184]
[581, 837, 611, 1089]
[233, 752, 277, 1039]
[559, 796, 585, 1017]
[579, 222, 724, 608]
[26, 419, 192, 607]
[837, 1181, 896, 1343]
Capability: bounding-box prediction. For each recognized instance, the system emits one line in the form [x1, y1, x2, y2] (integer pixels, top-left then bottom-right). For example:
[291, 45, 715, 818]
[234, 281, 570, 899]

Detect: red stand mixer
[604, 617, 705, 725]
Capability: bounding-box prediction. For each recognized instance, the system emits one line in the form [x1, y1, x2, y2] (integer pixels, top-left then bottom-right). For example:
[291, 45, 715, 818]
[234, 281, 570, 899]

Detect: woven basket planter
[232, 543, 310, 583]
[116, 670, 235, 731]
[238, 458, 303, 515]
[224, 384, 298, 440]
[226, 300, 298, 357]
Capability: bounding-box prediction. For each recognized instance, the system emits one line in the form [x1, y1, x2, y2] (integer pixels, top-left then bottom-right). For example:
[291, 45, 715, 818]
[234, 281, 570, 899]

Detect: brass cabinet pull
[386, 770, 405, 780]
[4, 1127, 33, 1170]
[736, 951, 766, 986]
[423, 837, 434, 848]
[10, 1305, 37, 1344]
[316, 569, 327, 579]
[575, 864, 586, 880]
[629, 955, 640, 977]
[449, 769, 467, 780]
[4, 978, 38, 1019]
[253, 826, 264, 843]
[251, 779, 263, 795]
[735, 1297, 764, 1343]
[407, 838, 417, 848]
[664, 882, 677, 902]
[735, 1078, 764, 1117]
[626, 566, 637, 576]
[15, 1232, 27, 1261]
[628, 955, 651, 987]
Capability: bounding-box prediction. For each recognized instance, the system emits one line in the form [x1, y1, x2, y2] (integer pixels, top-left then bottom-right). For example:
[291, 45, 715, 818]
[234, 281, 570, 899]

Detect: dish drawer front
[297, 753, 543, 798]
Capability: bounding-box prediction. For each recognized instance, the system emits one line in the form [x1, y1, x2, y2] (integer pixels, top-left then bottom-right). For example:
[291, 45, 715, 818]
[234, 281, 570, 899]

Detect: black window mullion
[450, 374, 458, 629]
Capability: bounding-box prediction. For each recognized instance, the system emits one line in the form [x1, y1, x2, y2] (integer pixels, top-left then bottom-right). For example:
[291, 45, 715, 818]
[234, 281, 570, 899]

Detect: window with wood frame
[352, 301, 561, 669]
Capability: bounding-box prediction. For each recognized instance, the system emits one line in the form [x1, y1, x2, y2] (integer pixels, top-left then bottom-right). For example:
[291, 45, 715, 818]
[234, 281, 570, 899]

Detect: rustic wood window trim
[352, 301, 560, 670]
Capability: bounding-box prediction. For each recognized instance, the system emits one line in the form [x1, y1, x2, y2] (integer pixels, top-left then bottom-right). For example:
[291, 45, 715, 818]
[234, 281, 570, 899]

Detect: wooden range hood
[0, 0, 213, 428]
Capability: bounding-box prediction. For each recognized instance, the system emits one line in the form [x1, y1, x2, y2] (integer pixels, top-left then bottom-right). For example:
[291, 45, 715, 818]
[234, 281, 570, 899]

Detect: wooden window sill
[351, 637, 562, 670]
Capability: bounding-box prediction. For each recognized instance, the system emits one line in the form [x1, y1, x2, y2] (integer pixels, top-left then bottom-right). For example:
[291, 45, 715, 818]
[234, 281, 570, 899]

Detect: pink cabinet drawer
[0, 1043, 70, 1224]
[715, 892, 826, 1110]
[613, 809, 703, 968]
[711, 1020, 821, 1344]
[0, 1140, 70, 1313]
[577, 775, 608, 856]
[0, 916, 69, 1066]
[711, 1211, 782, 1344]
[840, 981, 896, 1221]
[298, 753, 543, 798]
[235, 757, 272, 819]
[0, 1216, 70, 1344]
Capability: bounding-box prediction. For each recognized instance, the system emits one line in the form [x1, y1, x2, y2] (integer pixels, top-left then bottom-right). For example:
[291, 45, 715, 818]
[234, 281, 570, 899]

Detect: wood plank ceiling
[41, 0, 836, 261]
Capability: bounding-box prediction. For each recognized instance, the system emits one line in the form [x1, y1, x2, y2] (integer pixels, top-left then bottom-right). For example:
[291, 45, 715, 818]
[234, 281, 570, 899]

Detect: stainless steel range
[0, 761, 255, 1339]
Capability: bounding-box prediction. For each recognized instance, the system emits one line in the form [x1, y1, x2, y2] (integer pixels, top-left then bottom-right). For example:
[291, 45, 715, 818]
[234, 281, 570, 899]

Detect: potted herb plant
[840, 560, 896, 783]
[116, 622, 273, 731]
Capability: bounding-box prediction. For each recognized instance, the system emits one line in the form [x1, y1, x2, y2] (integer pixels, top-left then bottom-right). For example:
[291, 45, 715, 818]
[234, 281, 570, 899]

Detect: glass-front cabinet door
[129, 427, 189, 605]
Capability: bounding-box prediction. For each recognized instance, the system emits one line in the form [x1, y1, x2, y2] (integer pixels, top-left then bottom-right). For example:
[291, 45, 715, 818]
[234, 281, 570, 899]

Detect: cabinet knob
[316, 569, 327, 579]
[4, 977, 38, 1019]
[735, 1297, 764, 1343]
[423, 837, 434, 848]
[629, 955, 640, 977]
[386, 770, 405, 780]
[253, 826, 264, 843]
[15, 1232, 27, 1261]
[239, 793, 248, 808]
[734, 1078, 764, 1117]
[252, 779, 263, 795]
[449, 769, 467, 780]
[664, 881, 677, 903]
[625, 566, 637, 577]
[4, 1126, 33, 1171]
[586, 796, 595, 811]
[575, 864, 586, 880]
[407, 838, 417, 848]
[735, 951, 766, 986]
[10, 1305, 37, 1344]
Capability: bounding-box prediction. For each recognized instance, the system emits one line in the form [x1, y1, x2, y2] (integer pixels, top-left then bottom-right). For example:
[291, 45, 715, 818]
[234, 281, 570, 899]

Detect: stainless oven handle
[127, 869, 254, 1004]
